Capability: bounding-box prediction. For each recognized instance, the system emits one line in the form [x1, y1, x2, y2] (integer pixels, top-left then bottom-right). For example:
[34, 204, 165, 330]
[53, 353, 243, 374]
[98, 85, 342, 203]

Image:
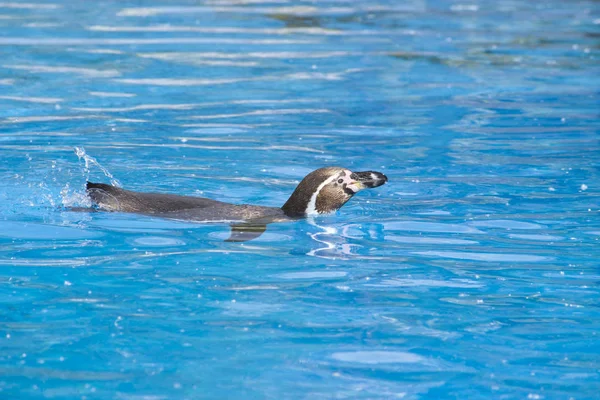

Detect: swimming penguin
[86, 167, 387, 242]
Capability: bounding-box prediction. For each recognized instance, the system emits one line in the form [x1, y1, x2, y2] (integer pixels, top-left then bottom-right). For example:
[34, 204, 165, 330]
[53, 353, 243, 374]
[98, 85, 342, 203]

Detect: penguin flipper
[225, 223, 267, 242]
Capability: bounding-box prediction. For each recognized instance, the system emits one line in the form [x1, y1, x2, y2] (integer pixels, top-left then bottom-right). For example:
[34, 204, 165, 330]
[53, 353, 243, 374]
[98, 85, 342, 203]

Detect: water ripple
[0, 2, 60, 9]
[508, 234, 564, 241]
[469, 220, 544, 230]
[0, 38, 317, 45]
[114, 71, 359, 86]
[331, 351, 423, 365]
[0, 221, 101, 240]
[88, 91, 136, 98]
[368, 278, 484, 288]
[0, 95, 62, 104]
[117, 6, 362, 17]
[386, 235, 478, 245]
[184, 109, 331, 120]
[274, 271, 348, 280]
[415, 251, 552, 262]
[89, 25, 365, 36]
[384, 221, 484, 234]
[3, 64, 120, 77]
[137, 51, 354, 61]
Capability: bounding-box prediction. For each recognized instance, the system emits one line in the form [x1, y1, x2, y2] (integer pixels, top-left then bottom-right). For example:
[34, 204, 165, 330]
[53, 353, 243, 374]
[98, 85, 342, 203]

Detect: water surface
[0, 0, 599, 398]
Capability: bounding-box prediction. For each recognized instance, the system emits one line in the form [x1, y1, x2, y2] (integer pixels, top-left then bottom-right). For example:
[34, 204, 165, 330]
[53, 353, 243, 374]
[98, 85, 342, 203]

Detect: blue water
[1, 0, 599, 398]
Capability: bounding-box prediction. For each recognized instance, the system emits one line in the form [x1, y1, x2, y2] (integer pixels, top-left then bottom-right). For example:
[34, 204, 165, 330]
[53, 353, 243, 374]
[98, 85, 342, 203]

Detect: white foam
[60, 183, 92, 208]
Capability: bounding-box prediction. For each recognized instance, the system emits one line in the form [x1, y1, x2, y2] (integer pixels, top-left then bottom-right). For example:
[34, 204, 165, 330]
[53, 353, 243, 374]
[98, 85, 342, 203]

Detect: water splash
[60, 182, 91, 208]
[74, 146, 121, 187]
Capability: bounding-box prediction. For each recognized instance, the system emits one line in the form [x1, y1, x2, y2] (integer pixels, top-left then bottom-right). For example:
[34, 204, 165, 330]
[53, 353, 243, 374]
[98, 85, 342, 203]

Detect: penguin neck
[281, 174, 339, 217]
[281, 186, 311, 217]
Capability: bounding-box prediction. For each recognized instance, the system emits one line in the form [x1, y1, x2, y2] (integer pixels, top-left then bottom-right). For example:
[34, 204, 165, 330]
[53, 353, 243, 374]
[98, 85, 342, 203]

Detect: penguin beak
[349, 171, 388, 190]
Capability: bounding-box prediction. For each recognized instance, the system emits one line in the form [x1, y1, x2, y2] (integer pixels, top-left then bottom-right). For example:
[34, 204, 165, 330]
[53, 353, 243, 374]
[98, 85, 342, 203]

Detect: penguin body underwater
[86, 167, 387, 242]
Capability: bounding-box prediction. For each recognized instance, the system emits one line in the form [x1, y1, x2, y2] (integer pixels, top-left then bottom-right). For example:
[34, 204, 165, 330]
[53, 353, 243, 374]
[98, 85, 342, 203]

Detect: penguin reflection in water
[87, 167, 388, 242]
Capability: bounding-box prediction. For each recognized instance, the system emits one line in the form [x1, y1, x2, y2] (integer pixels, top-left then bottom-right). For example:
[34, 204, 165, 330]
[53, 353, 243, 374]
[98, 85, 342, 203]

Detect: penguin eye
[337, 179, 343, 184]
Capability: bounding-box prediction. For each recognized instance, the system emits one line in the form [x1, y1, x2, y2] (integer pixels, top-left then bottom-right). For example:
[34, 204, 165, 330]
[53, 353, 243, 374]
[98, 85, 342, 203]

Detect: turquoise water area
[1, 0, 599, 398]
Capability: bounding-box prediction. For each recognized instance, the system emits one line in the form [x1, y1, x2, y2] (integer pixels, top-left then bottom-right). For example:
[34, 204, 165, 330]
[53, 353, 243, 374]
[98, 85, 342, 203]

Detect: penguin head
[281, 167, 388, 217]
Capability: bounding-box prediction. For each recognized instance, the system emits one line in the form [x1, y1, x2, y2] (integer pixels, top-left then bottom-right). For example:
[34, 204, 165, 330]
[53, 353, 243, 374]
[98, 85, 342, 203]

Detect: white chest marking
[304, 174, 339, 216]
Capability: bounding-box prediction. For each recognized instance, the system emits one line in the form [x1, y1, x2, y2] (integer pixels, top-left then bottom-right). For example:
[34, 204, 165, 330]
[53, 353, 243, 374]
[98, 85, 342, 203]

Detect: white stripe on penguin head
[304, 173, 341, 215]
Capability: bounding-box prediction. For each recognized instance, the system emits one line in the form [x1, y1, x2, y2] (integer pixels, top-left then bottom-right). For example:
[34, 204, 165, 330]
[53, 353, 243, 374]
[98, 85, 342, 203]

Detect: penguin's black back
[86, 182, 226, 214]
